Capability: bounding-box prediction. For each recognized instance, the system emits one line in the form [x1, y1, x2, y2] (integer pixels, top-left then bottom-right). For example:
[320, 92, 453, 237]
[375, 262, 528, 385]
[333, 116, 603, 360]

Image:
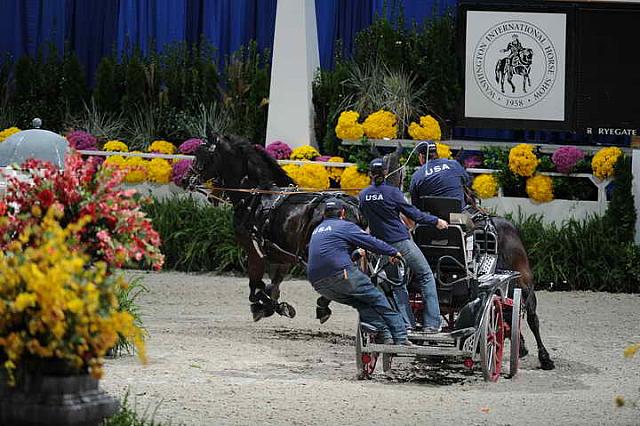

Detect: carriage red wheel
[480, 294, 504, 382]
[355, 323, 378, 380]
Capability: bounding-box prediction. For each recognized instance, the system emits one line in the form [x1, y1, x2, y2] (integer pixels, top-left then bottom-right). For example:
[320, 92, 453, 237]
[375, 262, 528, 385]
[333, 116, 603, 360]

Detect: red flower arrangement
[0, 152, 164, 271]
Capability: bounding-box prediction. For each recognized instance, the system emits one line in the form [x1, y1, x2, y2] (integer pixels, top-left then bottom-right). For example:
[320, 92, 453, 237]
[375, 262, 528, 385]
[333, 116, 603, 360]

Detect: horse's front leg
[269, 264, 296, 318]
[522, 288, 555, 370]
[316, 296, 332, 324]
[247, 248, 275, 322]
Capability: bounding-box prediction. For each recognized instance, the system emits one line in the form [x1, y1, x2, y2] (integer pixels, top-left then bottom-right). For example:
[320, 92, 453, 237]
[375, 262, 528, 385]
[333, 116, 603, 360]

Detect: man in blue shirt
[308, 198, 411, 345]
[359, 159, 448, 333]
[409, 141, 471, 211]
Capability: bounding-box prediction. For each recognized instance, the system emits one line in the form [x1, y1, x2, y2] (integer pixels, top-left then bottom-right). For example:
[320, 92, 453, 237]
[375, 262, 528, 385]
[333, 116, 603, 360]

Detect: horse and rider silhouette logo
[472, 20, 558, 110]
[496, 34, 534, 94]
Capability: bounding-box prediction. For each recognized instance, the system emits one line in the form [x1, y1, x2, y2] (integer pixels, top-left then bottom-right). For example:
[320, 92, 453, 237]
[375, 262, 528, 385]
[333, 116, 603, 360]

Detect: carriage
[355, 196, 523, 382]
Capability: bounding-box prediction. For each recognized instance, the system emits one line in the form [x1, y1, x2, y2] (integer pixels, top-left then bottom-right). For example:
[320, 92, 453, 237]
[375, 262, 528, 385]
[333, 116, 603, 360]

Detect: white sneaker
[424, 326, 441, 334]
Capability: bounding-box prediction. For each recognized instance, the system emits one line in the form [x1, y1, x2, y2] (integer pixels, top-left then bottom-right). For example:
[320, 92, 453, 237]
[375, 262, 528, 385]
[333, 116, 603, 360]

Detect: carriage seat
[413, 224, 468, 274]
[413, 224, 471, 307]
[418, 196, 473, 230]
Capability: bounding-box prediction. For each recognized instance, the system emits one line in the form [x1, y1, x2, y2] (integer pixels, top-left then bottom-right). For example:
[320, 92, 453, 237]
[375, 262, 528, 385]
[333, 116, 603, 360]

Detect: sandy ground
[101, 271, 640, 426]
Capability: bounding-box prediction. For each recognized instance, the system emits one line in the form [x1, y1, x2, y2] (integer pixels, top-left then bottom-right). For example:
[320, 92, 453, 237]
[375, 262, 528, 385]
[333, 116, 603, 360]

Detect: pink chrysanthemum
[178, 138, 203, 155]
[552, 146, 585, 174]
[171, 159, 193, 185]
[265, 141, 292, 160]
[67, 130, 98, 150]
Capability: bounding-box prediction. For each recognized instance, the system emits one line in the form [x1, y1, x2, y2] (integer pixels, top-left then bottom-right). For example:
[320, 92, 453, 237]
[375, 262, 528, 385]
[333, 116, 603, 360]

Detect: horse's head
[184, 131, 294, 190]
[520, 48, 533, 65]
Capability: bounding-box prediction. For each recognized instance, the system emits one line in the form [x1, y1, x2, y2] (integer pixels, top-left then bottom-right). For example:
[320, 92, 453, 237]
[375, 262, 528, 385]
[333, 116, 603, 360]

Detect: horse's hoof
[540, 358, 555, 370]
[251, 305, 266, 322]
[539, 349, 555, 370]
[276, 302, 296, 318]
[519, 345, 529, 359]
[316, 306, 332, 324]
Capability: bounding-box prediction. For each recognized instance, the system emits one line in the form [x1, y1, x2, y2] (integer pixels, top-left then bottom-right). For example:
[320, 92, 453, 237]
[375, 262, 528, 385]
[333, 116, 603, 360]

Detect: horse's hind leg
[523, 288, 555, 370]
[269, 264, 296, 318]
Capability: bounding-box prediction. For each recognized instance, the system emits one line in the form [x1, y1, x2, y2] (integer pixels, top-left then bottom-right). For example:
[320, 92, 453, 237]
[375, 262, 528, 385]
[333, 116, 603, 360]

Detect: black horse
[464, 191, 555, 370]
[496, 48, 533, 94]
[185, 132, 365, 322]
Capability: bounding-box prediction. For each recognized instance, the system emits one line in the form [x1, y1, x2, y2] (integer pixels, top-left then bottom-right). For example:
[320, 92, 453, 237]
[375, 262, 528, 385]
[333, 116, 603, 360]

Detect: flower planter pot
[0, 361, 119, 426]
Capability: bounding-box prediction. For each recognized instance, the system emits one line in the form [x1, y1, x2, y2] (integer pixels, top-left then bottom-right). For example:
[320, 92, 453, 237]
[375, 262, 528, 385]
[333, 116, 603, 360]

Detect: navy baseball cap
[416, 141, 437, 155]
[324, 197, 345, 212]
[369, 158, 384, 170]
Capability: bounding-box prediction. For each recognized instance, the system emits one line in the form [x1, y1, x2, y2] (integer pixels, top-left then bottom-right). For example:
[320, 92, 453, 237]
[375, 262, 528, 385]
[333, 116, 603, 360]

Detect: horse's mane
[226, 134, 294, 187]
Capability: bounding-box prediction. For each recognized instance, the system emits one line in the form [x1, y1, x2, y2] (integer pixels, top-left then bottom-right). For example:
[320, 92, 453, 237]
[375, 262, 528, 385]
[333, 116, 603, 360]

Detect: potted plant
[0, 206, 146, 425]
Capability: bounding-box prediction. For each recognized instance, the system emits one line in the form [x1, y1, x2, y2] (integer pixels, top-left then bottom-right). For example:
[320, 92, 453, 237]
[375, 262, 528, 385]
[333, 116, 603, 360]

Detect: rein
[197, 184, 365, 196]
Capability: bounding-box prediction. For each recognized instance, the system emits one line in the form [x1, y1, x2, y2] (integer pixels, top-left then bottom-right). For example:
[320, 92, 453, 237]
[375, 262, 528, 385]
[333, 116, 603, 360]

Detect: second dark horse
[185, 133, 364, 322]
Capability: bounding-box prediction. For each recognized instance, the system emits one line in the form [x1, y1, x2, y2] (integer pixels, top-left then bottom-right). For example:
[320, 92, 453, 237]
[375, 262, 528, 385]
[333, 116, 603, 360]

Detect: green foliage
[182, 102, 232, 139]
[122, 52, 148, 115]
[340, 137, 376, 172]
[103, 389, 170, 426]
[552, 176, 597, 201]
[13, 44, 87, 130]
[221, 41, 271, 143]
[512, 213, 640, 292]
[312, 60, 351, 154]
[537, 155, 554, 172]
[95, 55, 124, 114]
[142, 197, 246, 272]
[481, 146, 526, 197]
[61, 50, 89, 114]
[65, 99, 125, 142]
[112, 277, 148, 357]
[604, 155, 636, 242]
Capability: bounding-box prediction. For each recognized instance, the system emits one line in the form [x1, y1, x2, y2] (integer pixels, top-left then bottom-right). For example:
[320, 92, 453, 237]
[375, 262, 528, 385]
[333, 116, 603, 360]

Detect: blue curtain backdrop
[0, 0, 454, 75]
[0, 0, 619, 144]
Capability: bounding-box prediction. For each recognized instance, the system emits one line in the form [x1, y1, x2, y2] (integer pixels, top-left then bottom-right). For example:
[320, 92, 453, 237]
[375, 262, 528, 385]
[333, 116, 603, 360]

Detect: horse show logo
[472, 20, 558, 110]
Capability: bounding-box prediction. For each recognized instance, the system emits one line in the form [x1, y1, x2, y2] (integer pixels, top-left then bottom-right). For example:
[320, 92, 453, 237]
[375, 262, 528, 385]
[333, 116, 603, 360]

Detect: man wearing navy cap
[308, 197, 412, 345]
[409, 141, 471, 211]
[359, 159, 447, 333]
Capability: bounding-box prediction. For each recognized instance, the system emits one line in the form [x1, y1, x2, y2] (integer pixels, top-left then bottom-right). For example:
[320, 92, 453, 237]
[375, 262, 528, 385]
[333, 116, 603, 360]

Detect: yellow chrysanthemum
[124, 155, 148, 184]
[0, 208, 146, 385]
[0, 127, 21, 142]
[436, 143, 452, 159]
[408, 115, 441, 141]
[146, 158, 172, 183]
[591, 147, 622, 180]
[472, 174, 498, 199]
[148, 140, 176, 155]
[526, 174, 554, 203]
[281, 163, 329, 190]
[326, 156, 345, 182]
[509, 144, 539, 177]
[335, 110, 364, 140]
[103, 140, 129, 152]
[103, 155, 126, 168]
[340, 166, 371, 195]
[290, 145, 320, 161]
[363, 110, 397, 139]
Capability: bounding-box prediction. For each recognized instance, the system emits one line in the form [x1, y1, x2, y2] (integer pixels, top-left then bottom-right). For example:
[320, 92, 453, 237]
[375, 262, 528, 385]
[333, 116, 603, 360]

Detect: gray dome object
[0, 129, 69, 169]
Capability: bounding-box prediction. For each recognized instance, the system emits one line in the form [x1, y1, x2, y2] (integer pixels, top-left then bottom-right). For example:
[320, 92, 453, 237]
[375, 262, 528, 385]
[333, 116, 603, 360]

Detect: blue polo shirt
[307, 218, 397, 283]
[359, 182, 439, 243]
[409, 158, 471, 210]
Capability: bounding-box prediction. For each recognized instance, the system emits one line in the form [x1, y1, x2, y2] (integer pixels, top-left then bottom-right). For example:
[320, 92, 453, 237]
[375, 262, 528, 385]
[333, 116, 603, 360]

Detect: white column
[632, 148, 640, 244]
[265, 0, 320, 148]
